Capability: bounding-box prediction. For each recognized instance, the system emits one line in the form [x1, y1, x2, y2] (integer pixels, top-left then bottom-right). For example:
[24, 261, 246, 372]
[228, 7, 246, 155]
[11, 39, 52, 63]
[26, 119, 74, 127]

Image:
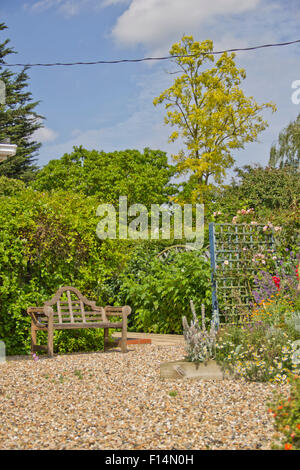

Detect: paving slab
[112, 331, 185, 346]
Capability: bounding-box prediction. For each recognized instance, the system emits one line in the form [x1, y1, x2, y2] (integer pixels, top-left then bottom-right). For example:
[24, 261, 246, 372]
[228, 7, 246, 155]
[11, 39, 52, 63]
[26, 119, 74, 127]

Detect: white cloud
[27, 0, 129, 16]
[33, 126, 58, 143]
[27, 0, 261, 53]
[29, 0, 63, 12]
[111, 0, 260, 52]
[102, 0, 130, 5]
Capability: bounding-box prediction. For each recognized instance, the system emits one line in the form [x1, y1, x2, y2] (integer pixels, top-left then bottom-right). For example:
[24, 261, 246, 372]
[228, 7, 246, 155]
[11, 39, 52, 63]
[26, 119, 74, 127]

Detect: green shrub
[117, 249, 212, 334]
[33, 328, 105, 354]
[0, 180, 130, 354]
[210, 165, 300, 251]
[54, 329, 104, 354]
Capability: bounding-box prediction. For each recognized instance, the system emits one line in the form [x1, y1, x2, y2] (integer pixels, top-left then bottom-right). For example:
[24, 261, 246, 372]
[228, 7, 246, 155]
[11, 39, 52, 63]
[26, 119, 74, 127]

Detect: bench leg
[47, 318, 54, 358]
[31, 322, 37, 353]
[104, 328, 109, 352]
[120, 316, 128, 353]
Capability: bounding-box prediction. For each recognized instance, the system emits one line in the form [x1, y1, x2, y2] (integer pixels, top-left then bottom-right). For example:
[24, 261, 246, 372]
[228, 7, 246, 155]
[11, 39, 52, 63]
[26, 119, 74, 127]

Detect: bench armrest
[104, 306, 131, 317]
[27, 306, 54, 327]
[27, 306, 53, 318]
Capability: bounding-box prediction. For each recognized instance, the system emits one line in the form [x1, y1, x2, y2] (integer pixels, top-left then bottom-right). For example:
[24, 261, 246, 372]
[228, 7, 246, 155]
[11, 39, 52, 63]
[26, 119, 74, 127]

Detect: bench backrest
[44, 286, 106, 324]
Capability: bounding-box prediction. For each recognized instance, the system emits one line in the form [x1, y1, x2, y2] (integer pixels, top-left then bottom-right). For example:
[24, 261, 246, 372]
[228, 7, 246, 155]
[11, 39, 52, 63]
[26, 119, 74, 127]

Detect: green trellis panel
[209, 223, 276, 324]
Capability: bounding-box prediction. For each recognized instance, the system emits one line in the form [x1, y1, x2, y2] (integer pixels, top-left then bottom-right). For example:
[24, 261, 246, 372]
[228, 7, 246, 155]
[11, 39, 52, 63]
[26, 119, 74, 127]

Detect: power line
[2, 39, 300, 68]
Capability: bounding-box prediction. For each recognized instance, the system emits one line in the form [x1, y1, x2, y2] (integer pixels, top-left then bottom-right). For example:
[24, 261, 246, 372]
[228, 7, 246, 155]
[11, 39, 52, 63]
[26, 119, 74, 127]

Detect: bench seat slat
[53, 312, 103, 320]
[53, 322, 122, 329]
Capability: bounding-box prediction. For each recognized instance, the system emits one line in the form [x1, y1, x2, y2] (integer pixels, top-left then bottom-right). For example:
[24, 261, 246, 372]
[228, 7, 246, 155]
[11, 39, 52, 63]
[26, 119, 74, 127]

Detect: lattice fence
[209, 223, 276, 324]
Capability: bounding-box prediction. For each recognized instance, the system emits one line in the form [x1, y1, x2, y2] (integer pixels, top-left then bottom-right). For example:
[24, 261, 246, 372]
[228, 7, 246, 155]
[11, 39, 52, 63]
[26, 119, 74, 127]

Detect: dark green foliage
[0, 23, 43, 181]
[116, 249, 212, 334]
[212, 165, 300, 249]
[32, 146, 176, 207]
[0, 181, 131, 354]
[218, 165, 300, 212]
[54, 329, 104, 354]
[234, 165, 300, 211]
[33, 329, 105, 355]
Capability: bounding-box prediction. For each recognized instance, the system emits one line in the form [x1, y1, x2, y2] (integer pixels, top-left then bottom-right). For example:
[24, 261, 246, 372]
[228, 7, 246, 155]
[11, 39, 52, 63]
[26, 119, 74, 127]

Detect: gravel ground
[0, 344, 284, 450]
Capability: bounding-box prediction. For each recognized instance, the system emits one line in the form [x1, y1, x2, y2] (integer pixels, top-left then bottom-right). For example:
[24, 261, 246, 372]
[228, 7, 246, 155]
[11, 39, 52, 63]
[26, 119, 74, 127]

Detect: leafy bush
[32, 328, 105, 355]
[211, 165, 300, 251]
[117, 249, 212, 334]
[0, 180, 130, 354]
[54, 329, 104, 354]
[214, 165, 300, 215]
[268, 374, 300, 450]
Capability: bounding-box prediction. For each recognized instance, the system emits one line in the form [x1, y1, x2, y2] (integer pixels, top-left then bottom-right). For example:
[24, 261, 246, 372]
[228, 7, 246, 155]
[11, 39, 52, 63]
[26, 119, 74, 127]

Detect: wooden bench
[27, 286, 131, 357]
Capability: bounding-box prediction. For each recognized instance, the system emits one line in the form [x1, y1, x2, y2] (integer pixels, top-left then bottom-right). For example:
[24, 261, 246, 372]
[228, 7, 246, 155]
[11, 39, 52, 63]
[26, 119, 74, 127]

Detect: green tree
[153, 35, 276, 202]
[269, 113, 300, 172]
[230, 165, 300, 211]
[211, 165, 300, 249]
[0, 22, 43, 181]
[32, 146, 176, 207]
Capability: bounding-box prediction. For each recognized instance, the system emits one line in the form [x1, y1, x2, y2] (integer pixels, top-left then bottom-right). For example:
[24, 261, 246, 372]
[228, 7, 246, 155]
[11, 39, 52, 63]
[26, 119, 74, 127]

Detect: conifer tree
[0, 22, 43, 181]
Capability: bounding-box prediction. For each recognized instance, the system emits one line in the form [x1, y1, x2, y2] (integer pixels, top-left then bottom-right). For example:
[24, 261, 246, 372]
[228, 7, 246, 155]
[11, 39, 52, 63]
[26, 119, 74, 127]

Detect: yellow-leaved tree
[153, 36, 276, 202]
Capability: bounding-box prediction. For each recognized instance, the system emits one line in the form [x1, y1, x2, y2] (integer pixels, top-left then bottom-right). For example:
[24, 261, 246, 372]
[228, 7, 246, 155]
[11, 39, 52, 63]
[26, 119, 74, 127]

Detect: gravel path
[0, 344, 283, 450]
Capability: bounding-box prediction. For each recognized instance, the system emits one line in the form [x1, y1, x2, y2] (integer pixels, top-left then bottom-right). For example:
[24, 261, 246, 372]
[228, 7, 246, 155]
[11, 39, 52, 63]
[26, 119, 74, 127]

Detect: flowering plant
[252, 253, 299, 310]
[272, 276, 280, 290]
[216, 323, 300, 384]
[250, 295, 296, 328]
[268, 374, 300, 450]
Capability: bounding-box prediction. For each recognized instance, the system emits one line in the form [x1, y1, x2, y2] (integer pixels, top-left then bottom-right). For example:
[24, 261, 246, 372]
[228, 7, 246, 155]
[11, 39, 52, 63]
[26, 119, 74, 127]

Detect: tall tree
[32, 146, 176, 208]
[269, 113, 300, 172]
[0, 22, 43, 181]
[153, 35, 276, 202]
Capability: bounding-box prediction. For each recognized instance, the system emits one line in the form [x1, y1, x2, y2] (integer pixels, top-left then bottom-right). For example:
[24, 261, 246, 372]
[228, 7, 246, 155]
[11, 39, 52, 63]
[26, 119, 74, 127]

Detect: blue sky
[1, 0, 300, 180]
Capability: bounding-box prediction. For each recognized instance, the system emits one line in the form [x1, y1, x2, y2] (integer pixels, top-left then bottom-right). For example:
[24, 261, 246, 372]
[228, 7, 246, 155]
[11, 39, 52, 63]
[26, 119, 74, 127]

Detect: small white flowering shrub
[182, 301, 217, 363]
[216, 322, 300, 384]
